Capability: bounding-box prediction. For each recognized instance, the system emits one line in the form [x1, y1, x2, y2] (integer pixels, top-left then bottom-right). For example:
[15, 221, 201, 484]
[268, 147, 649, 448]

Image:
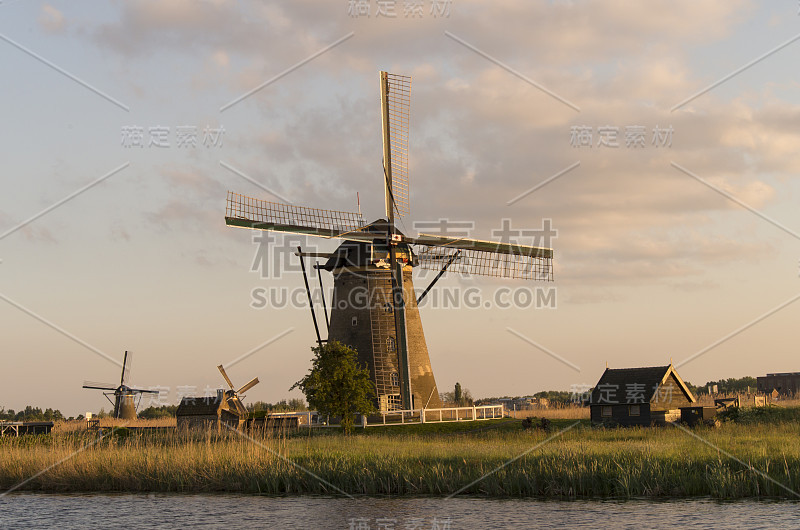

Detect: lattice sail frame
[385, 73, 411, 217]
[415, 246, 553, 281]
[225, 191, 366, 237]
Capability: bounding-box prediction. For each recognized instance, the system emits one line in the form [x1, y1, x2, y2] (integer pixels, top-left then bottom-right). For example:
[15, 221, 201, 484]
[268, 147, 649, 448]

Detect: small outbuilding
[176, 390, 244, 430]
[590, 364, 696, 426]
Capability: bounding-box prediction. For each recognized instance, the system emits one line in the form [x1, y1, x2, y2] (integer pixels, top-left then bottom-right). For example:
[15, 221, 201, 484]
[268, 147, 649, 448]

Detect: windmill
[224, 71, 553, 412]
[217, 364, 260, 418]
[175, 365, 259, 429]
[82, 351, 159, 420]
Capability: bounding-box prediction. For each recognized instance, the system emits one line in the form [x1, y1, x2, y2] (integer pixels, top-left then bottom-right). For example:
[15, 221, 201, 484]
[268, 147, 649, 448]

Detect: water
[1, 494, 798, 529]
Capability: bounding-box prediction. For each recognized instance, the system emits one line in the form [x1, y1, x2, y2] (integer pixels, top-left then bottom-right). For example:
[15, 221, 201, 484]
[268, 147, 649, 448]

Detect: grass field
[1, 410, 799, 498]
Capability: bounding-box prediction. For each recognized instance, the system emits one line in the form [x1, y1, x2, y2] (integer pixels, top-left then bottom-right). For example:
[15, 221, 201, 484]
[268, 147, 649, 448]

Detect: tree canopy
[0, 406, 64, 422]
[290, 341, 376, 433]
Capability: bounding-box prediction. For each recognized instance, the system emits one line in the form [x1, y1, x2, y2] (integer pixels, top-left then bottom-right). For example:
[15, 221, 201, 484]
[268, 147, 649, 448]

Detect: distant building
[590, 364, 696, 426]
[757, 372, 800, 397]
[176, 390, 243, 430]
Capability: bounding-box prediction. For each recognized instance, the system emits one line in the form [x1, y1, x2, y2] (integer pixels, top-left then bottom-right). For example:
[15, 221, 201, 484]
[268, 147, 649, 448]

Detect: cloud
[82, 0, 792, 290]
[39, 4, 65, 34]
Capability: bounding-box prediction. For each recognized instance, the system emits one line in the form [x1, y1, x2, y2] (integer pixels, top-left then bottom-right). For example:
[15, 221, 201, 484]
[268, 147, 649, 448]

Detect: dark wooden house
[590, 364, 696, 426]
[176, 390, 243, 430]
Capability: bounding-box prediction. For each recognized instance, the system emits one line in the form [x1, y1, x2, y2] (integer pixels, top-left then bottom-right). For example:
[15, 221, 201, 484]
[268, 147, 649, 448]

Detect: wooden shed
[590, 364, 696, 426]
[680, 406, 717, 426]
[176, 390, 243, 430]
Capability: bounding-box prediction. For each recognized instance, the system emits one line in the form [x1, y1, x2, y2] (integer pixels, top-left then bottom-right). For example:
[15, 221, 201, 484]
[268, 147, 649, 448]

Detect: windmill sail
[82, 350, 158, 420]
[217, 365, 235, 390]
[82, 381, 119, 391]
[410, 235, 554, 281]
[223, 70, 555, 415]
[237, 377, 259, 395]
[380, 71, 411, 219]
[225, 192, 369, 240]
[121, 350, 131, 386]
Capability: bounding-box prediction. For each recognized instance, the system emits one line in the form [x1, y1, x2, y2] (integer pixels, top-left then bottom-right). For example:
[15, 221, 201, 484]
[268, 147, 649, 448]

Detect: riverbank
[1, 415, 799, 498]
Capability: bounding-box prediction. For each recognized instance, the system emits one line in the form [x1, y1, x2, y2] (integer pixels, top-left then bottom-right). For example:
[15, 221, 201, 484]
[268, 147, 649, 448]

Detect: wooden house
[176, 390, 243, 430]
[590, 364, 696, 426]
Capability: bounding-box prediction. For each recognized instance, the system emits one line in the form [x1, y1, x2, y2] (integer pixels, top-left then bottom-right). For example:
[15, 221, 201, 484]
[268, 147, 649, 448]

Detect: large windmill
[225, 71, 553, 412]
[82, 351, 159, 420]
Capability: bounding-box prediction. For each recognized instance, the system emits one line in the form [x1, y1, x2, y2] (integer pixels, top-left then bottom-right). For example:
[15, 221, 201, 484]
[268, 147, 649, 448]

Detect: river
[1, 494, 798, 529]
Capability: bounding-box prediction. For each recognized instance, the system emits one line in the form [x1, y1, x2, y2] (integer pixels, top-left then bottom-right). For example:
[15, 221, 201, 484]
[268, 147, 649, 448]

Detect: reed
[509, 407, 589, 420]
[1, 417, 798, 498]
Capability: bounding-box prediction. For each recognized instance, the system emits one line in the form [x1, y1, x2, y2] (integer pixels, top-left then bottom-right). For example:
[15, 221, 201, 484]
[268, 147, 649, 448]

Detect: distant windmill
[175, 364, 259, 429]
[217, 364, 260, 417]
[82, 351, 159, 420]
[224, 71, 553, 412]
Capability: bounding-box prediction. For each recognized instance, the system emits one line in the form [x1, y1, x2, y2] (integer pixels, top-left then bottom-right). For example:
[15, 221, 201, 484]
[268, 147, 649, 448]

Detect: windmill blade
[380, 71, 411, 219]
[230, 397, 248, 417]
[225, 192, 372, 241]
[237, 377, 259, 395]
[217, 364, 235, 390]
[120, 350, 132, 386]
[412, 237, 553, 281]
[126, 387, 161, 394]
[82, 381, 118, 391]
[411, 234, 553, 259]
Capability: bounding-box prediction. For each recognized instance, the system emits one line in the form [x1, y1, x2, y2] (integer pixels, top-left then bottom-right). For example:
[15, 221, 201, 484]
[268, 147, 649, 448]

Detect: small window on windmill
[391, 372, 400, 387]
[384, 303, 393, 313]
[351, 316, 358, 327]
[387, 336, 396, 352]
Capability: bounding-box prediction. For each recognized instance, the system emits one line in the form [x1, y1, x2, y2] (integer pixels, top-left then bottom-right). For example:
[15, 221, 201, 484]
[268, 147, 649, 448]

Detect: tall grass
[509, 407, 589, 420]
[1, 417, 798, 498]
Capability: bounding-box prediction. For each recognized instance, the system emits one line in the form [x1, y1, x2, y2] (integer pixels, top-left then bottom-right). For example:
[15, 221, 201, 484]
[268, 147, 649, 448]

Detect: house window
[601, 406, 612, 417]
[351, 316, 358, 327]
[391, 372, 400, 387]
[387, 336, 396, 352]
[629, 405, 640, 417]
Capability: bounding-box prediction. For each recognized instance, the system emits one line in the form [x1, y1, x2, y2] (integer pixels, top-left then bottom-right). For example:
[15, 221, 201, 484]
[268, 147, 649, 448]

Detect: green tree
[138, 405, 178, 419]
[454, 382, 462, 405]
[291, 341, 376, 433]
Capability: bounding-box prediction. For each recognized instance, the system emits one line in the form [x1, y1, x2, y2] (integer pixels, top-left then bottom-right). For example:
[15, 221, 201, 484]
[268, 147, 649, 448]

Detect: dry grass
[3, 415, 800, 497]
[53, 418, 176, 434]
[509, 407, 589, 420]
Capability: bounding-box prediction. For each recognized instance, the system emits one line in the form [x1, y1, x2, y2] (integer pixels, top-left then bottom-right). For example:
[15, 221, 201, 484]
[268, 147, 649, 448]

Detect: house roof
[176, 395, 226, 416]
[590, 364, 696, 405]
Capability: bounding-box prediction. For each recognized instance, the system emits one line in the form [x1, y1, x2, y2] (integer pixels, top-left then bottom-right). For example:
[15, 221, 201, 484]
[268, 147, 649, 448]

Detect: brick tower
[322, 234, 442, 411]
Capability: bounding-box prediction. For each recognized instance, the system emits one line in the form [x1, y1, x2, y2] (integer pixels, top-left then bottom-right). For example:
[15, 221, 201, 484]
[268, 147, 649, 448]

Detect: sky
[1, 1, 799, 417]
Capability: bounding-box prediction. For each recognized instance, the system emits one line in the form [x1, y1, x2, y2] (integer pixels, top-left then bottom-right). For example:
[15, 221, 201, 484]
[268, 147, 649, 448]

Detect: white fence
[263, 405, 505, 428]
[365, 405, 505, 427]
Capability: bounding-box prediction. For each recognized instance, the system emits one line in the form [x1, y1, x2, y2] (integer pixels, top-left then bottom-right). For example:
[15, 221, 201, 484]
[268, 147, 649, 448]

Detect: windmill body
[321, 225, 441, 409]
[113, 391, 138, 420]
[82, 351, 159, 420]
[176, 365, 259, 430]
[224, 71, 553, 413]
